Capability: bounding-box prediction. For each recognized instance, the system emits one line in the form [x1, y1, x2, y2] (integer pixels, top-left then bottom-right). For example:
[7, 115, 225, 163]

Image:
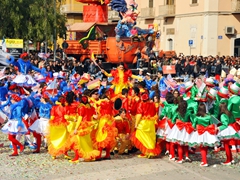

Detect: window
[166, 0, 174, 5]
[149, 0, 153, 8]
[192, 0, 198, 4]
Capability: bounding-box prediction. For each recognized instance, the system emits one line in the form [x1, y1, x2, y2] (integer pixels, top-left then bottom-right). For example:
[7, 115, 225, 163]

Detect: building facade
[137, 0, 240, 56]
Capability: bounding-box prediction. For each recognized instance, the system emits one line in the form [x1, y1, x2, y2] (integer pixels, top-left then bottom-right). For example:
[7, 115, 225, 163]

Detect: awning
[67, 22, 96, 32]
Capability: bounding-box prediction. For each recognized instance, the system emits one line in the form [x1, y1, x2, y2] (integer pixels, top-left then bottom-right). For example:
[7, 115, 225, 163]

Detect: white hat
[229, 68, 237, 76]
[53, 72, 59, 78]
[237, 69, 240, 76]
[205, 78, 215, 87]
[221, 70, 226, 78]
[217, 86, 229, 98]
[208, 88, 218, 99]
[185, 81, 194, 91]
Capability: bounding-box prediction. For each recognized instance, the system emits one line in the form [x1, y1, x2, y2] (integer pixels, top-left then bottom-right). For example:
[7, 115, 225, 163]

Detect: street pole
[44, 0, 47, 54]
[190, 46, 191, 56]
[53, 0, 57, 61]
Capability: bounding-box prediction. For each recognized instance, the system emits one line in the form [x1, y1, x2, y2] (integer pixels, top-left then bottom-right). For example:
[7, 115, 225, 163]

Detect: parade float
[64, 0, 174, 68]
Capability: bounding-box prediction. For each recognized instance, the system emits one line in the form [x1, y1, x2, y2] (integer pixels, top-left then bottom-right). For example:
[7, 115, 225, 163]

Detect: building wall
[136, 0, 240, 56]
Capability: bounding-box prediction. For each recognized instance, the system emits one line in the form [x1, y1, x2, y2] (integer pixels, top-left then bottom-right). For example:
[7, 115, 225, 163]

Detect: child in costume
[1, 94, 26, 156]
[69, 96, 99, 163]
[114, 108, 131, 155]
[157, 92, 178, 156]
[29, 94, 53, 153]
[129, 86, 140, 133]
[217, 102, 240, 165]
[188, 103, 220, 167]
[227, 82, 240, 152]
[166, 100, 194, 163]
[48, 96, 70, 159]
[92, 92, 117, 160]
[131, 93, 161, 158]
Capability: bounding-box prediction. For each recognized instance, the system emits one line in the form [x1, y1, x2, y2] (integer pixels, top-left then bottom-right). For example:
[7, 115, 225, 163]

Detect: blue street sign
[218, 36, 223, 39]
[189, 40, 193, 46]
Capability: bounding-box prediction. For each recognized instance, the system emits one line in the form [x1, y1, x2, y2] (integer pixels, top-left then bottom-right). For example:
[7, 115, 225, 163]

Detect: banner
[162, 65, 176, 74]
[5, 39, 23, 48]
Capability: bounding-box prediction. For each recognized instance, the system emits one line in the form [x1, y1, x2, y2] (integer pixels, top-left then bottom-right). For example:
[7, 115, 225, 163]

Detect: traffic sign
[62, 41, 69, 49]
[189, 40, 193, 46]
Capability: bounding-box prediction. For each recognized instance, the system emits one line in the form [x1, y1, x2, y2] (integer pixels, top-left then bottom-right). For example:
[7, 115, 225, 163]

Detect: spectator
[215, 60, 222, 81]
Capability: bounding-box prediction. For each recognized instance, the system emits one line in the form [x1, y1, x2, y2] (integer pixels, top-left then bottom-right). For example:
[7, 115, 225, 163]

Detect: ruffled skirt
[12, 74, 37, 87]
[166, 125, 194, 145]
[131, 118, 161, 156]
[188, 131, 220, 147]
[1, 120, 27, 135]
[156, 118, 174, 139]
[29, 118, 49, 135]
[217, 126, 240, 140]
[91, 115, 117, 149]
[48, 125, 71, 157]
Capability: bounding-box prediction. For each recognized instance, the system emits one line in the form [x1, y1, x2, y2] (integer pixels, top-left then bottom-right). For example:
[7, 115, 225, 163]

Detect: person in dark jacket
[215, 60, 222, 81]
[175, 60, 182, 77]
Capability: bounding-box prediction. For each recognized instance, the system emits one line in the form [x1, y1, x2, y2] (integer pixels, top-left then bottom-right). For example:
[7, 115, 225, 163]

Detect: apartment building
[137, 0, 240, 56]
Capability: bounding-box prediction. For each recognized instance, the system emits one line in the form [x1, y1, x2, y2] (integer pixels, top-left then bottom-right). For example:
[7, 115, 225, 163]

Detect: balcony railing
[232, 0, 240, 12]
[108, 10, 120, 21]
[158, 5, 175, 17]
[60, 4, 83, 14]
[141, 8, 155, 19]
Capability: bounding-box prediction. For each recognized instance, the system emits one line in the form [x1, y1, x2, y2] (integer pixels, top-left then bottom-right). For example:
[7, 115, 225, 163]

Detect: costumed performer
[131, 93, 161, 158]
[227, 82, 240, 152]
[1, 94, 27, 156]
[101, 62, 142, 95]
[69, 96, 99, 163]
[217, 102, 240, 165]
[166, 100, 194, 163]
[92, 92, 118, 160]
[29, 93, 53, 153]
[48, 96, 70, 159]
[156, 92, 178, 156]
[114, 108, 131, 155]
[188, 103, 220, 167]
[6, 54, 43, 87]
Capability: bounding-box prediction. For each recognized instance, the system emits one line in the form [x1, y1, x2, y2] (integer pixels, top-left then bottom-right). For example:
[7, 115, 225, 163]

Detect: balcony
[232, 0, 240, 13]
[60, 4, 83, 14]
[141, 8, 155, 19]
[108, 10, 120, 21]
[158, 5, 175, 17]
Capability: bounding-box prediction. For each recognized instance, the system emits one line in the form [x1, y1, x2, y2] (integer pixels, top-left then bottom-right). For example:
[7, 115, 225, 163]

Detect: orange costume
[131, 99, 161, 158]
[103, 68, 142, 95]
[48, 102, 70, 158]
[70, 103, 99, 162]
[92, 99, 117, 159]
[114, 115, 131, 154]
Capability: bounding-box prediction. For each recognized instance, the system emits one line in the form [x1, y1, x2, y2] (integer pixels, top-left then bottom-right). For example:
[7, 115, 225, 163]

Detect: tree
[0, 0, 67, 43]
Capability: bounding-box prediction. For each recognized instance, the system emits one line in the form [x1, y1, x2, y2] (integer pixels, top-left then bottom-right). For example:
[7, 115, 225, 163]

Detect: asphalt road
[0, 140, 239, 180]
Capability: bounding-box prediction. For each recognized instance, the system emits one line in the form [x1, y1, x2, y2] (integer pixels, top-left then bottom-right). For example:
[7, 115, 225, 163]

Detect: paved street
[0, 135, 240, 180]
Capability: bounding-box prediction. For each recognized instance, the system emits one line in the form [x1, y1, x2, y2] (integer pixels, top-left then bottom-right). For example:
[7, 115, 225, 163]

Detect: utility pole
[53, 0, 57, 61]
[44, 0, 47, 53]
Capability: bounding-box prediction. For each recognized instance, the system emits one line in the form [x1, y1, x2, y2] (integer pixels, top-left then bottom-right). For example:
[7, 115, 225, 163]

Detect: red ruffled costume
[48, 103, 70, 157]
[91, 99, 118, 159]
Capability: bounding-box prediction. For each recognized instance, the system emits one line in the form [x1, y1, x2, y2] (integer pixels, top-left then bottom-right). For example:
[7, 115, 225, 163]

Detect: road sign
[189, 40, 193, 46]
[218, 36, 223, 39]
[62, 41, 68, 49]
